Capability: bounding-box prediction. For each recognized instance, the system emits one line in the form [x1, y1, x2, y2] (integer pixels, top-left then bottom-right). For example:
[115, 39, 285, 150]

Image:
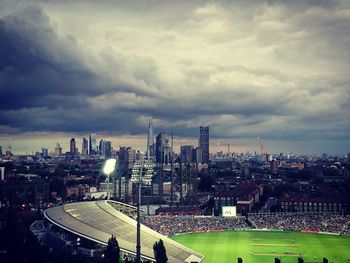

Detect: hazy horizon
[0, 131, 348, 155]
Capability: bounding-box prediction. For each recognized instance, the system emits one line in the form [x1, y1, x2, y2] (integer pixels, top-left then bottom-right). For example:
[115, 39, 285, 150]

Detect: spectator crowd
[249, 213, 350, 235]
[141, 213, 350, 236]
[141, 216, 249, 236]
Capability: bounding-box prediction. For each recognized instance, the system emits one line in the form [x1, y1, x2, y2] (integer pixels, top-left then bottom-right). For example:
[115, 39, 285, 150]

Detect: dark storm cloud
[0, 0, 349, 153]
[1, 106, 146, 134]
[0, 5, 153, 109]
[0, 6, 100, 110]
[0, 5, 157, 134]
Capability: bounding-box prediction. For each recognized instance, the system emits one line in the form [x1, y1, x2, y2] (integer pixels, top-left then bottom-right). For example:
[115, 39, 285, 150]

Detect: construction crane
[216, 142, 232, 154]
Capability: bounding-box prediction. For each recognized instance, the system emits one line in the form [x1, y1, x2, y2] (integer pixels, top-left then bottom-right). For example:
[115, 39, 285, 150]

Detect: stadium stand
[249, 213, 350, 235]
[44, 200, 204, 263]
[141, 216, 249, 236]
[141, 213, 350, 236]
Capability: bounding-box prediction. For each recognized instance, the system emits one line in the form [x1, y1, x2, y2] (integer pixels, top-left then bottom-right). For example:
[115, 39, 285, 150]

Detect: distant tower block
[89, 133, 97, 155]
[82, 137, 88, 155]
[70, 138, 77, 154]
[199, 126, 209, 164]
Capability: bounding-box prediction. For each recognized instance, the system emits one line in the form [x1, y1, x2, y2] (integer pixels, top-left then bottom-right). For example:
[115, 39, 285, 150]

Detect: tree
[298, 257, 304, 263]
[153, 239, 168, 263]
[23, 230, 47, 263]
[323, 258, 328, 263]
[274, 258, 281, 263]
[237, 257, 243, 263]
[104, 235, 120, 263]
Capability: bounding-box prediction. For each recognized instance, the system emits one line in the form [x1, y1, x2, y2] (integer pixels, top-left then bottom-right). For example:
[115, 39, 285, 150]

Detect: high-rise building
[54, 143, 62, 156]
[82, 137, 88, 155]
[180, 145, 202, 163]
[146, 121, 154, 160]
[180, 145, 194, 163]
[89, 133, 97, 155]
[104, 140, 112, 158]
[99, 139, 106, 155]
[118, 147, 135, 171]
[41, 148, 49, 157]
[192, 147, 202, 164]
[199, 126, 209, 164]
[99, 139, 112, 158]
[155, 132, 171, 164]
[156, 133, 166, 164]
[70, 138, 77, 155]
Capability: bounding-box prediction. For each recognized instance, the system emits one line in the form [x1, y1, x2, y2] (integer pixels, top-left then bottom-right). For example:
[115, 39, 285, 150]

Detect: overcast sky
[0, 0, 349, 154]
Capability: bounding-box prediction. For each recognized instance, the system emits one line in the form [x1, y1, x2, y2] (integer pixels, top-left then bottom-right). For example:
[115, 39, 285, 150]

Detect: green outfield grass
[171, 231, 350, 263]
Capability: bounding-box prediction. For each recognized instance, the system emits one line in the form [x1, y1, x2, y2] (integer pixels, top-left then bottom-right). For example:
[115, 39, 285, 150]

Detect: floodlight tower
[170, 127, 174, 206]
[136, 161, 144, 263]
[103, 159, 116, 199]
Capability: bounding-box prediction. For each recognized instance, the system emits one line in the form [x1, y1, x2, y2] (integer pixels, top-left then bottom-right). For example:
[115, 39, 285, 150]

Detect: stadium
[144, 212, 350, 262]
[39, 201, 350, 262]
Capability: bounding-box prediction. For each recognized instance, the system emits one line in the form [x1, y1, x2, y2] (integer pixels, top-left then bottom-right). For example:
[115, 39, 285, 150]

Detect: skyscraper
[118, 146, 135, 170]
[89, 133, 97, 155]
[192, 147, 202, 164]
[104, 140, 112, 158]
[99, 139, 106, 156]
[82, 137, 88, 155]
[70, 138, 77, 155]
[156, 132, 165, 164]
[41, 148, 48, 157]
[99, 139, 112, 158]
[199, 126, 209, 164]
[146, 120, 154, 160]
[180, 145, 194, 163]
[54, 143, 62, 156]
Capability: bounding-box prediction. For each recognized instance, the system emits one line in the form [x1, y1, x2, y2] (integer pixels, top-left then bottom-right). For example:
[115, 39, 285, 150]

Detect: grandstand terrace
[44, 200, 204, 263]
[141, 213, 350, 237]
[249, 213, 350, 235]
[141, 216, 249, 236]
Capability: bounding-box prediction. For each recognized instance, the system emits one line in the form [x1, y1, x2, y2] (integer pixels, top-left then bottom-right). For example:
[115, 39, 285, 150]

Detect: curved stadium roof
[44, 200, 204, 263]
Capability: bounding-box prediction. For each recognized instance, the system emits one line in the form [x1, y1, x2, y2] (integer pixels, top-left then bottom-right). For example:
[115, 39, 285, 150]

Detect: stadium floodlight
[103, 158, 116, 199]
[103, 158, 116, 175]
[136, 161, 144, 263]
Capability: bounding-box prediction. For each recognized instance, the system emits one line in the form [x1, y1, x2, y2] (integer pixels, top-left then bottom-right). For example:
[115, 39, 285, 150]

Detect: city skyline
[1, 130, 348, 156]
[1, 0, 350, 154]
